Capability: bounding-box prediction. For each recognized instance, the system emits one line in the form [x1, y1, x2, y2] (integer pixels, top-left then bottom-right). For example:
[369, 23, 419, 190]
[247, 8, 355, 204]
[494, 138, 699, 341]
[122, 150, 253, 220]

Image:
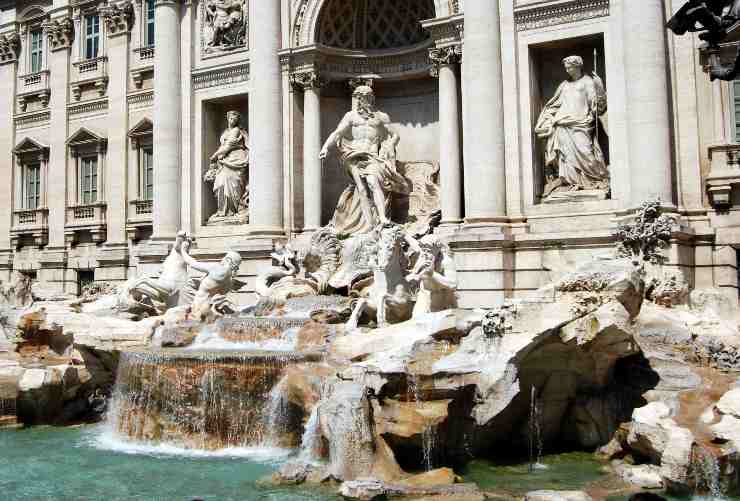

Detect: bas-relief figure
[204, 0, 247, 51]
[535, 55, 609, 202]
[320, 85, 410, 235]
[204, 111, 249, 224]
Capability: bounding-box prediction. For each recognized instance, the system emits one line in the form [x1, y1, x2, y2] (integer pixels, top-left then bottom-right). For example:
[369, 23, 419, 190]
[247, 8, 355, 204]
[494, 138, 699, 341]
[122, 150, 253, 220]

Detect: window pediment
[67, 127, 107, 153]
[13, 137, 49, 159]
[128, 117, 152, 138]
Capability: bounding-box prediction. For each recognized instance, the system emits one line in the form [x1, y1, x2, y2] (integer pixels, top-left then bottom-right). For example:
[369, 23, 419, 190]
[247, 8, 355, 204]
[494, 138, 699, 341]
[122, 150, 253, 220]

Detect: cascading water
[693, 445, 724, 500]
[105, 350, 321, 450]
[298, 405, 323, 464]
[529, 385, 546, 472]
[187, 317, 308, 351]
[407, 373, 436, 472]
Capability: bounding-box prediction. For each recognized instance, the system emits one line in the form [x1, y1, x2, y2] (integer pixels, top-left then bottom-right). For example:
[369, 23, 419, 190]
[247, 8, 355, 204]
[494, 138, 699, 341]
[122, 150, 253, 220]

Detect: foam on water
[89, 427, 293, 462]
[186, 326, 300, 352]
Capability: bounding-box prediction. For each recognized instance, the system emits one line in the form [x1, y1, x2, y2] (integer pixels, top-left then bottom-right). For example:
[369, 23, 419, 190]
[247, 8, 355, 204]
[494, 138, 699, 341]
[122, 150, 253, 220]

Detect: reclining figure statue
[117, 231, 190, 316]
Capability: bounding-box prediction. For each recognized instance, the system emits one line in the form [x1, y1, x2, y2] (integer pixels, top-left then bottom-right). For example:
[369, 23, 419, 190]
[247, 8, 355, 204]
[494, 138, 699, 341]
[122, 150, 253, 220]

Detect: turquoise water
[462, 451, 608, 495]
[0, 426, 339, 501]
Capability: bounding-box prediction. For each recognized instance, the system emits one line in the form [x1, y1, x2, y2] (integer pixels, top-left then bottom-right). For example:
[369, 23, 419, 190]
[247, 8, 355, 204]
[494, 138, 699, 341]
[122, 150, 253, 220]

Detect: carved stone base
[207, 213, 249, 226]
[542, 189, 609, 204]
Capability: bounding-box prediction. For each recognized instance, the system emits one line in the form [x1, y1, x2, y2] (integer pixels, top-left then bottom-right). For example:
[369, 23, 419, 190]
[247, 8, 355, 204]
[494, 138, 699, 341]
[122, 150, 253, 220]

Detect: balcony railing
[134, 46, 154, 62]
[72, 56, 108, 81]
[707, 144, 740, 208]
[66, 203, 107, 226]
[135, 199, 153, 215]
[11, 207, 49, 244]
[17, 70, 50, 94]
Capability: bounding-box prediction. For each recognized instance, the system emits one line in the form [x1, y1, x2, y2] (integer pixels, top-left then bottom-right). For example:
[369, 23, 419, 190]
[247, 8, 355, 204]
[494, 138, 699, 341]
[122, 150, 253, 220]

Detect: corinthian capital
[290, 70, 326, 91]
[0, 32, 20, 64]
[100, 1, 135, 37]
[42, 17, 74, 51]
[429, 46, 462, 77]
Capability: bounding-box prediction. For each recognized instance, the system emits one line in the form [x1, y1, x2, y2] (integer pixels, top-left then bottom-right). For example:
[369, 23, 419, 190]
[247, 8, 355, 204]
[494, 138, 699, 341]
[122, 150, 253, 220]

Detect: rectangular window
[146, 0, 155, 47]
[142, 148, 154, 200]
[30, 29, 43, 73]
[80, 157, 98, 204]
[24, 163, 41, 210]
[85, 14, 100, 60]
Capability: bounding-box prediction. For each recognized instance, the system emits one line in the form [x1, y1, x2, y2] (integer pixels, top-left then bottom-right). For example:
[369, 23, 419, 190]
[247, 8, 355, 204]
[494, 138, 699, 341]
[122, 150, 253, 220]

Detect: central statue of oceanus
[320, 85, 410, 235]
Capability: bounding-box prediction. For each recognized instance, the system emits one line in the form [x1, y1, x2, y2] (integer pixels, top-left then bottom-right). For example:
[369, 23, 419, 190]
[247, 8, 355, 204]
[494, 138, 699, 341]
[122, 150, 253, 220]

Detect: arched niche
[292, 0, 455, 48]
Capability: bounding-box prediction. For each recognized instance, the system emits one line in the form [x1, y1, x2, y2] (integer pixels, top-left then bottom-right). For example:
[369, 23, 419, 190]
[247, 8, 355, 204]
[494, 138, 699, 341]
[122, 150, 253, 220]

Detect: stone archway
[316, 0, 435, 50]
[292, 0, 453, 49]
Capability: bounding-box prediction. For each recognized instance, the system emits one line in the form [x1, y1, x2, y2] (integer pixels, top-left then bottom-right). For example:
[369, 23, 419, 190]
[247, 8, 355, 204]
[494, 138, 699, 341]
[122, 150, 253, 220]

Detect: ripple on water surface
[462, 451, 607, 496]
[0, 425, 339, 501]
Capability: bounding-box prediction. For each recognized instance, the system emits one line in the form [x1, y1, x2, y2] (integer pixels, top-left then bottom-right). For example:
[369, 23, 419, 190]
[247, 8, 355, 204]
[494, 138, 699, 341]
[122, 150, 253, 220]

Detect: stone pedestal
[152, 0, 182, 240]
[462, 0, 507, 224]
[248, 0, 284, 235]
[623, 0, 674, 208]
[431, 48, 463, 226]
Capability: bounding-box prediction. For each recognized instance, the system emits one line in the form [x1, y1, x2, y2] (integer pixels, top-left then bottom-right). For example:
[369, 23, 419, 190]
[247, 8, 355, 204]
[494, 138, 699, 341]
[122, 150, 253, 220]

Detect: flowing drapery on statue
[205, 110, 249, 223]
[320, 85, 410, 235]
[535, 55, 609, 201]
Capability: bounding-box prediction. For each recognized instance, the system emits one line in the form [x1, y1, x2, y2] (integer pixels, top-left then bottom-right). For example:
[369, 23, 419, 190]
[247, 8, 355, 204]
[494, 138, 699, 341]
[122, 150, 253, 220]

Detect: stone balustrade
[10, 208, 49, 248]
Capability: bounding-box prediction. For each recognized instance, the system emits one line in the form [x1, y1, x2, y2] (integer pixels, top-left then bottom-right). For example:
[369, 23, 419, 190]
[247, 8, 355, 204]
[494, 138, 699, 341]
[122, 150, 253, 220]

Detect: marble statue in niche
[204, 0, 247, 52]
[320, 85, 410, 235]
[204, 110, 249, 224]
[535, 55, 609, 203]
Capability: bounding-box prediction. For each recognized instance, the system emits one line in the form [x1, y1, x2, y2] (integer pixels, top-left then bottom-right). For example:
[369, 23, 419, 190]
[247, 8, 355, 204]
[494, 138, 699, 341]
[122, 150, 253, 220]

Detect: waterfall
[407, 373, 436, 472]
[187, 317, 307, 351]
[693, 445, 724, 499]
[529, 385, 546, 472]
[298, 405, 323, 464]
[106, 350, 321, 450]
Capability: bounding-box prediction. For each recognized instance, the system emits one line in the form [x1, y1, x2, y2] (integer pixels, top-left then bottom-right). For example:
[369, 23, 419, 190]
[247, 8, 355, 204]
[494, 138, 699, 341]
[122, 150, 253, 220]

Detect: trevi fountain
[4, 1, 740, 500]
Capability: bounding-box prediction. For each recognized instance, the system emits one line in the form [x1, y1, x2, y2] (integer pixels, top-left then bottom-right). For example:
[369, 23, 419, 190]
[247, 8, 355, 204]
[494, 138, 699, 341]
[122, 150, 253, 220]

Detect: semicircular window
[317, 0, 435, 50]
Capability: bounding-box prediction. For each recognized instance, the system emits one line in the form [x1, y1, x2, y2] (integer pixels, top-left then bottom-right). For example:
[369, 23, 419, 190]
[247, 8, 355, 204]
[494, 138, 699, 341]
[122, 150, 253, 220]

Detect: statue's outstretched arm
[181, 241, 214, 274]
[320, 113, 352, 159]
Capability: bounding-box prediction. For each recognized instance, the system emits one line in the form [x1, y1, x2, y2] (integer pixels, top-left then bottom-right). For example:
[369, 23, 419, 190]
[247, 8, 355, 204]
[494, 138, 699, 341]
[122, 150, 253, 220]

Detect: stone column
[623, 0, 674, 207]
[431, 47, 463, 226]
[291, 70, 324, 231]
[248, 0, 283, 235]
[0, 34, 19, 253]
[152, 0, 182, 239]
[42, 17, 75, 292]
[101, 4, 133, 245]
[97, 4, 134, 282]
[462, 0, 506, 224]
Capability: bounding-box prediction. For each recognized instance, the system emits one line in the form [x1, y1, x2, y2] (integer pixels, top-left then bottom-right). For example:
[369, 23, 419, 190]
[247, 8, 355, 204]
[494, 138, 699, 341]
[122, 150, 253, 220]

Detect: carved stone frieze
[0, 32, 21, 64]
[100, 1, 135, 36]
[515, 0, 610, 32]
[429, 46, 462, 77]
[191, 63, 249, 90]
[422, 14, 464, 49]
[289, 70, 325, 91]
[43, 17, 75, 51]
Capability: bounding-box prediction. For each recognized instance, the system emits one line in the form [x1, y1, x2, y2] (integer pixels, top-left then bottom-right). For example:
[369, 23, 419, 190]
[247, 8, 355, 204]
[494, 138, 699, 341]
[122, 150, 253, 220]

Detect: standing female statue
[205, 110, 249, 222]
[535, 55, 609, 201]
